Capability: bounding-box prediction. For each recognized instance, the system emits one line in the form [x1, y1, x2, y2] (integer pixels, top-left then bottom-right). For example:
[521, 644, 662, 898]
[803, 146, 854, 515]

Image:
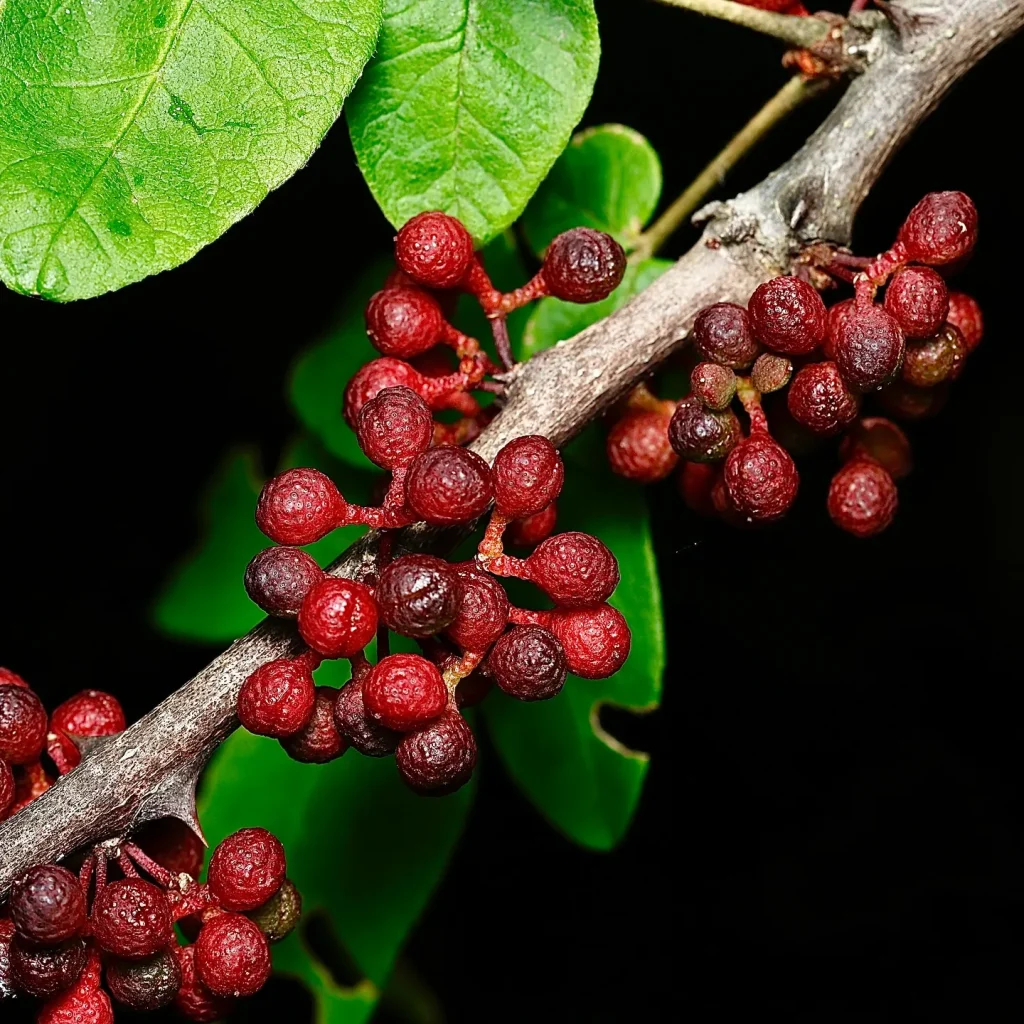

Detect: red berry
[605, 410, 677, 484]
[692, 302, 760, 369]
[0, 667, 29, 689]
[827, 459, 898, 537]
[356, 386, 434, 470]
[9, 937, 87, 997]
[748, 276, 827, 355]
[542, 228, 626, 303]
[901, 322, 966, 387]
[395, 211, 475, 289]
[244, 546, 323, 618]
[195, 912, 271, 998]
[47, 690, 126, 770]
[897, 191, 978, 265]
[492, 435, 564, 519]
[839, 417, 912, 480]
[831, 303, 905, 392]
[92, 880, 173, 960]
[823, 298, 854, 360]
[280, 687, 347, 763]
[298, 577, 378, 659]
[786, 361, 860, 436]
[405, 445, 494, 525]
[105, 948, 182, 1010]
[396, 710, 477, 795]
[677, 461, 718, 517]
[363, 654, 449, 732]
[10, 865, 86, 948]
[506, 502, 558, 547]
[667, 395, 742, 463]
[344, 357, 425, 428]
[548, 604, 631, 679]
[486, 626, 566, 701]
[0, 760, 14, 819]
[883, 266, 949, 339]
[946, 291, 983, 351]
[36, 963, 114, 1024]
[0, 685, 47, 765]
[526, 531, 619, 608]
[175, 944, 236, 1022]
[132, 819, 206, 879]
[376, 555, 460, 638]
[750, 353, 793, 394]
[208, 828, 286, 913]
[445, 566, 509, 651]
[238, 657, 317, 738]
[256, 468, 346, 545]
[723, 433, 799, 522]
[333, 680, 400, 757]
[366, 287, 445, 358]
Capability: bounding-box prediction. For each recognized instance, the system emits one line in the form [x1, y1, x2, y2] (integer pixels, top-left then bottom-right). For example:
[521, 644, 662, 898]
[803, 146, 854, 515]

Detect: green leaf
[522, 124, 662, 256]
[346, 0, 601, 245]
[518, 257, 672, 360]
[0, 0, 382, 301]
[199, 728, 475, 1019]
[482, 464, 664, 850]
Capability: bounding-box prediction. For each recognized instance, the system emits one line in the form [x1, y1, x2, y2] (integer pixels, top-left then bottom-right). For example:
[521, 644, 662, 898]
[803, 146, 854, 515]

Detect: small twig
[651, 0, 831, 48]
[633, 76, 824, 260]
[490, 316, 516, 370]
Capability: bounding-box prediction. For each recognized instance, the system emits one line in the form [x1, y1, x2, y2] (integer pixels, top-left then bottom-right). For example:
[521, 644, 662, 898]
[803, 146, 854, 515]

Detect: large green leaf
[0, 0, 382, 300]
[522, 124, 662, 256]
[199, 727, 475, 1020]
[346, 0, 601, 245]
[482, 464, 664, 850]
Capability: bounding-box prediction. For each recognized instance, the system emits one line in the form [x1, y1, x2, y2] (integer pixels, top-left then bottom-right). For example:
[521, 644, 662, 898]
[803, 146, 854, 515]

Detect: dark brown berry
[605, 410, 678, 484]
[446, 566, 510, 651]
[396, 711, 477, 795]
[898, 191, 978, 265]
[901, 322, 967, 387]
[542, 228, 626, 303]
[878, 380, 949, 420]
[487, 627, 567, 701]
[692, 303, 760, 369]
[356, 386, 434, 470]
[106, 949, 182, 1010]
[91, 879, 173, 960]
[526, 532, 619, 608]
[667, 395, 742, 463]
[786, 361, 860, 436]
[363, 654, 448, 732]
[750, 353, 793, 393]
[828, 459, 898, 537]
[298, 577, 378, 659]
[395, 212, 475, 289]
[748, 276, 827, 355]
[0, 684, 47, 764]
[405, 445, 494, 525]
[245, 547, 323, 619]
[883, 266, 949, 339]
[245, 878, 302, 943]
[946, 291, 983, 351]
[333, 681, 400, 757]
[366, 287, 445, 358]
[255, 468, 346, 546]
[10, 865, 86, 948]
[195, 913, 271, 998]
[280, 687, 347, 763]
[723, 433, 799, 522]
[492, 435, 564, 519]
[9, 937, 87, 998]
[376, 554, 460, 638]
[208, 828, 286, 913]
[690, 362, 737, 410]
[831, 303, 905, 392]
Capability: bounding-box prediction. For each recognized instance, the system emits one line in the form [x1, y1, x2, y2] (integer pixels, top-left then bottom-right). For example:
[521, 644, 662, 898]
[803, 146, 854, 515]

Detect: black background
[2, 1, 1022, 1020]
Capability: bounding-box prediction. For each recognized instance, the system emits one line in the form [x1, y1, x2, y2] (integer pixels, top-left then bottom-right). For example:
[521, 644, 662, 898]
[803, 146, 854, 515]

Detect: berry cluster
[604, 191, 984, 538]
[0, 825, 299, 1020]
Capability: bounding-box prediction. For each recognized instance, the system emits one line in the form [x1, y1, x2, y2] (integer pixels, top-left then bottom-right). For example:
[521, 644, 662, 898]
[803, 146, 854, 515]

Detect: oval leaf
[482, 465, 664, 851]
[346, 0, 600, 245]
[0, 0, 383, 300]
[522, 124, 662, 256]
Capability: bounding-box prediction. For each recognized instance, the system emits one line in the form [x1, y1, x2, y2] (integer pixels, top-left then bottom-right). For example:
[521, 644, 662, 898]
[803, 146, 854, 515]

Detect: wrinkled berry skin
[9, 937, 87, 997]
[175, 944, 235, 1022]
[106, 949, 182, 1010]
[48, 690, 127, 770]
[946, 291, 983, 351]
[831, 303, 905, 392]
[280, 687, 347, 763]
[527, 532, 619, 608]
[334, 681, 400, 757]
[238, 657, 317, 739]
[839, 417, 912, 480]
[723, 433, 799, 522]
[823, 298, 854, 360]
[208, 828, 287, 913]
[366, 287, 444, 358]
[195, 913, 272, 998]
[246, 878, 302, 943]
[364, 654, 449, 732]
[487, 627, 567, 701]
[36, 962, 114, 1024]
[748, 276, 827, 355]
[549, 604, 631, 679]
[92, 879, 173, 960]
[668, 395, 742, 463]
[692, 303, 760, 369]
[690, 362, 737, 410]
[0, 759, 13, 818]
[542, 228, 626, 303]
[492, 435, 564, 519]
[376, 555, 460, 638]
[396, 211, 475, 288]
[357, 386, 434, 470]
[883, 266, 949, 339]
[446, 567, 510, 650]
[901, 323, 966, 388]
[0, 684, 48, 764]
[605, 410, 677, 484]
[898, 191, 978, 265]
[507, 502, 558, 547]
[786, 362, 860, 437]
[344, 357, 424, 428]
[750, 353, 793, 394]
[396, 711, 477, 795]
[244, 546, 323, 618]
[10, 865, 87, 948]
[298, 578, 378, 659]
[256, 468, 345, 545]
[828, 459, 898, 537]
[405, 446, 494, 525]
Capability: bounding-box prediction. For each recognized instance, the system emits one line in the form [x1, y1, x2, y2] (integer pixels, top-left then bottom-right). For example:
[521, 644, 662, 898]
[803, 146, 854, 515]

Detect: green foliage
[346, 0, 600, 245]
[482, 462, 663, 850]
[200, 728, 475, 1021]
[0, 0, 382, 300]
[522, 124, 662, 255]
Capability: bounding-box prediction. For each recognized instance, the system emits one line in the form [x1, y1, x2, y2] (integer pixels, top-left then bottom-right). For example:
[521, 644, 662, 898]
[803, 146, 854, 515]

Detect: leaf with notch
[346, 0, 600, 245]
[0, 0, 382, 301]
